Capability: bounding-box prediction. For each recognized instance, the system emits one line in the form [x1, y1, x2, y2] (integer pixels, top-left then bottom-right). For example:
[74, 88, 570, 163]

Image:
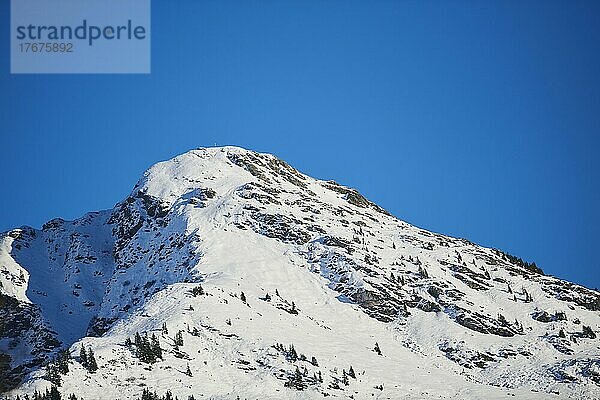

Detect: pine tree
[162, 323, 168, 335]
[374, 342, 382, 355]
[318, 371, 323, 383]
[175, 330, 184, 346]
[151, 333, 162, 359]
[191, 285, 204, 296]
[310, 356, 318, 366]
[44, 363, 61, 386]
[79, 345, 88, 368]
[49, 385, 61, 400]
[186, 363, 192, 377]
[87, 347, 98, 372]
[141, 388, 154, 400]
[57, 349, 70, 374]
[348, 365, 356, 379]
[583, 325, 597, 339]
[240, 291, 247, 303]
[285, 366, 305, 390]
[342, 370, 349, 386]
[68, 394, 77, 400]
[288, 344, 298, 361]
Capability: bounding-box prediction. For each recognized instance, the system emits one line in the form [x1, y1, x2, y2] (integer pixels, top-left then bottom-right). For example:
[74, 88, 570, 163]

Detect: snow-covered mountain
[1, 146, 598, 400]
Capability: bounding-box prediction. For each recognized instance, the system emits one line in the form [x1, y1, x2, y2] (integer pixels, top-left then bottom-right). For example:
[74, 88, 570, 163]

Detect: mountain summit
[1, 146, 598, 399]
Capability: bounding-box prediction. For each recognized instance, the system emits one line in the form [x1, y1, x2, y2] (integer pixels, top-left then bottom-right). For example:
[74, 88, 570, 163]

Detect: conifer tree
[374, 342, 382, 355]
[44, 363, 61, 386]
[151, 333, 162, 359]
[342, 370, 349, 386]
[191, 285, 204, 296]
[87, 347, 98, 372]
[348, 365, 356, 379]
[79, 345, 88, 368]
[175, 330, 184, 346]
[49, 385, 61, 400]
[57, 349, 70, 374]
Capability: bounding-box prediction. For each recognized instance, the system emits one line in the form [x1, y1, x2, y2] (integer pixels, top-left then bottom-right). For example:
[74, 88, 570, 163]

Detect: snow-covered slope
[1, 146, 598, 399]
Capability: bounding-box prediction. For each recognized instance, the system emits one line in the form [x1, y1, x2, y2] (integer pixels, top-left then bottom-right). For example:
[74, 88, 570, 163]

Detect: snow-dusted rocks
[1, 146, 598, 399]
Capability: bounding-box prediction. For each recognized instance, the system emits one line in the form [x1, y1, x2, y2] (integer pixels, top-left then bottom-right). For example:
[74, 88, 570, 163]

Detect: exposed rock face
[0, 147, 598, 400]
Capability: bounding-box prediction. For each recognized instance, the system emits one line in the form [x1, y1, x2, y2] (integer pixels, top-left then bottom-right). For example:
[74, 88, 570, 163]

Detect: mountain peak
[1, 147, 598, 399]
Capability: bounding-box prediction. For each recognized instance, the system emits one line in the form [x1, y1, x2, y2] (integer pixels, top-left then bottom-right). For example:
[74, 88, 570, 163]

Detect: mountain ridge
[1, 146, 598, 399]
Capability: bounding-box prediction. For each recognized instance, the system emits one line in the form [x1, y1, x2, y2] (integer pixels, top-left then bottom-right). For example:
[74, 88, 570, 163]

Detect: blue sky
[1, 1, 599, 289]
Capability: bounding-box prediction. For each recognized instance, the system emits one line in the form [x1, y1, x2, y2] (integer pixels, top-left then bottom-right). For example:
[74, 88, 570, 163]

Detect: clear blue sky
[1, 1, 599, 289]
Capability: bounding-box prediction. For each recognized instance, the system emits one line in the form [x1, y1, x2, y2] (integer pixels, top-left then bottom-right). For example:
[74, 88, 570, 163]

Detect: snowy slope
[1, 146, 598, 399]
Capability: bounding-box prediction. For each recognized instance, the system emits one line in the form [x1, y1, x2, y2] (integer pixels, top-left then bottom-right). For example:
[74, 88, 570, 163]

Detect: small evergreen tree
[348, 365, 356, 379]
[310, 356, 318, 366]
[583, 325, 597, 339]
[374, 342, 382, 355]
[57, 349, 70, 374]
[559, 328, 566, 338]
[79, 345, 88, 368]
[87, 348, 98, 372]
[49, 386, 61, 400]
[285, 366, 306, 390]
[288, 344, 298, 362]
[240, 291, 247, 303]
[342, 370, 349, 386]
[175, 330, 184, 346]
[44, 363, 61, 386]
[186, 363, 192, 377]
[151, 334, 162, 359]
[191, 285, 204, 296]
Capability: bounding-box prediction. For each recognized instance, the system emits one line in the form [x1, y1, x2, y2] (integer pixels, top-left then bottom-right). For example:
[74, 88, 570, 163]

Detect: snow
[1, 146, 598, 399]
